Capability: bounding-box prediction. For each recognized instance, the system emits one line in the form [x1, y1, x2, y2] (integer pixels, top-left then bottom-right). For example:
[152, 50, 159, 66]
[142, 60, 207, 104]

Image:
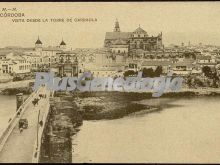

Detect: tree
[142, 68, 154, 78]
[186, 76, 193, 87]
[212, 70, 219, 88]
[154, 66, 163, 77]
[183, 52, 196, 60]
[194, 78, 204, 87]
[202, 66, 212, 78]
[123, 70, 137, 77]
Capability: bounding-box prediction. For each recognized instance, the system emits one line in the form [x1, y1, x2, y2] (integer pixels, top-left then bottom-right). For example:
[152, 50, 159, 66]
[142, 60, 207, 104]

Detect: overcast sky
[0, 2, 220, 48]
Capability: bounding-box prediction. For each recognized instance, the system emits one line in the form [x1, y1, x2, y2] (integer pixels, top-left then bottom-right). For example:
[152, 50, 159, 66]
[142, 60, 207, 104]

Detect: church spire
[35, 35, 42, 45]
[114, 18, 120, 32]
[60, 37, 66, 46]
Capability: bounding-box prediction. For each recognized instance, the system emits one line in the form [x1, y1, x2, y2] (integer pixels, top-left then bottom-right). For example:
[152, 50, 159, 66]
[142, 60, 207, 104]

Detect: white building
[0, 53, 31, 74]
[24, 37, 65, 70]
[12, 55, 31, 74]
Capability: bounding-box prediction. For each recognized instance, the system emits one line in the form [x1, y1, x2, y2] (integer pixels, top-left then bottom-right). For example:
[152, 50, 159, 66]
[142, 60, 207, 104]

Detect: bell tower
[114, 18, 120, 32]
[60, 38, 66, 51]
[35, 36, 43, 52]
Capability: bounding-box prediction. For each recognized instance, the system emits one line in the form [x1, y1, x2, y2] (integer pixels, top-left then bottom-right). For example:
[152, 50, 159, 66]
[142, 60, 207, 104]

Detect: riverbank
[1, 79, 220, 97]
[0, 87, 32, 95]
[0, 79, 34, 95]
[70, 91, 161, 120]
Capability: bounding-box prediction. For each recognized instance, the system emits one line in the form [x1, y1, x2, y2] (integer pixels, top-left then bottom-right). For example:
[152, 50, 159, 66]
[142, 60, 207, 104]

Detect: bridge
[0, 86, 53, 163]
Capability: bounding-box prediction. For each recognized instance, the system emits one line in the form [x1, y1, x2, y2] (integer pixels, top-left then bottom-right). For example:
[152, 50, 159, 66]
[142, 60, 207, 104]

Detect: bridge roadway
[0, 86, 50, 163]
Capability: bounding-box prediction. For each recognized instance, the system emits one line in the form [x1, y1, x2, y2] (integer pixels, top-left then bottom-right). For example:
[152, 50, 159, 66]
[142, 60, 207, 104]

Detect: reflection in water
[72, 97, 220, 163]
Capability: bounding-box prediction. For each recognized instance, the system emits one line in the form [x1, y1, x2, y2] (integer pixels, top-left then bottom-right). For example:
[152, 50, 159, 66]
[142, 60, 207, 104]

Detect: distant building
[0, 58, 13, 74]
[171, 61, 194, 75]
[25, 37, 67, 69]
[104, 19, 163, 57]
[141, 60, 171, 74]
[35, 36, 43, 52]
[90, 67, 123, 78]
[0, 53, 30, 74]
[12, 55, 31, 74]
[51, 51, 78, 77]
[196, 55, 217, 68]
[59, 39, 67, 51]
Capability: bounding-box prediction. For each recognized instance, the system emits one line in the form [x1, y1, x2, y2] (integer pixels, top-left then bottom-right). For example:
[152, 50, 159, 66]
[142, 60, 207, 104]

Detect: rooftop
[196, 55, 212, 60]
[42, 46, 62, 51]
[105, 32, 131, 40]
[133, 27, 147, 34]
[35, 37, 42, 45]
[172, 61, 194, 67]
[142, 60, 171, 66]
[112, 38, 127, 45]
[60, 40, 66, 46]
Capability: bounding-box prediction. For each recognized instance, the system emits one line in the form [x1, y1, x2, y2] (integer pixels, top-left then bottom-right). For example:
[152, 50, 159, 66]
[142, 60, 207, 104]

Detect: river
[72, 97, 220, 163]
[0, 94, 28, 134]
[0, 95, 16, 134]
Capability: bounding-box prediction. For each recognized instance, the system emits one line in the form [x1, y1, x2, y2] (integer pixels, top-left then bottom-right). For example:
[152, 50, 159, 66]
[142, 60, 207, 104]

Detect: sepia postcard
[0, 1, 220, 163]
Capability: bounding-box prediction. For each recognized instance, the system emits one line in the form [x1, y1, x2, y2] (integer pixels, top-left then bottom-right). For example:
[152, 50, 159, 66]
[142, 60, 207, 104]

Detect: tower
[60, 38, 66, 50]
[157, 32, 163, 49]
[114, 18, 120, 32]
[35, 36, 43, 52]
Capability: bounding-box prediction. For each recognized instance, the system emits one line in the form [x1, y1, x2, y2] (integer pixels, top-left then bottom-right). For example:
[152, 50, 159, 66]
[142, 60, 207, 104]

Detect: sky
[0, 2, 220, 49]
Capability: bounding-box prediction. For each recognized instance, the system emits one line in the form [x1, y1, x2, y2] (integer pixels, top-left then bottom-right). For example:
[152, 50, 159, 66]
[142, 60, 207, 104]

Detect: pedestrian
[19, 127, 23, 133]
[39, 120, 43, 127]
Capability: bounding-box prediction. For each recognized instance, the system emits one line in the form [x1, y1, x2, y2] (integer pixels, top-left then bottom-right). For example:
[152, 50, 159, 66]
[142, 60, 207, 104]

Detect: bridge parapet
[32, 90, 54, 163]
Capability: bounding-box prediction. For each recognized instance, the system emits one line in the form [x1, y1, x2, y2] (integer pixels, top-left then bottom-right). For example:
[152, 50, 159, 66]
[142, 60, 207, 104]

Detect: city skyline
[0, 2, 220, 48]
[1, 2, 220, 164]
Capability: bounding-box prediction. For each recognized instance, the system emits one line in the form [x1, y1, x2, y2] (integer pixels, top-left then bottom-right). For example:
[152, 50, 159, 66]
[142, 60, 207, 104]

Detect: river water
[0, 95, 16, 133]
[72, 97, 220, 163]
[0, 94, 28, 134]
[1, 94, 220, 163]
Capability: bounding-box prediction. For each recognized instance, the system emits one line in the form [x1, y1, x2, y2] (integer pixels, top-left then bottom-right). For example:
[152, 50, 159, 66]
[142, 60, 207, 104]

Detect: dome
[35, 38, 42, 45]
[60, 40, 66, 46]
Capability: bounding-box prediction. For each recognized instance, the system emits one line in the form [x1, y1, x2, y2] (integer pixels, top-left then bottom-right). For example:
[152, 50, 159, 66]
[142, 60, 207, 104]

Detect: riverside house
[196, 55, 217, 68]
[141, 60, 171, 74]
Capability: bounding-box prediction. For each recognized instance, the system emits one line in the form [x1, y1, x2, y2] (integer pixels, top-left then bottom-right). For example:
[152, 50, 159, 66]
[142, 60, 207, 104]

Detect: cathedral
[104, 19, 163, 57]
